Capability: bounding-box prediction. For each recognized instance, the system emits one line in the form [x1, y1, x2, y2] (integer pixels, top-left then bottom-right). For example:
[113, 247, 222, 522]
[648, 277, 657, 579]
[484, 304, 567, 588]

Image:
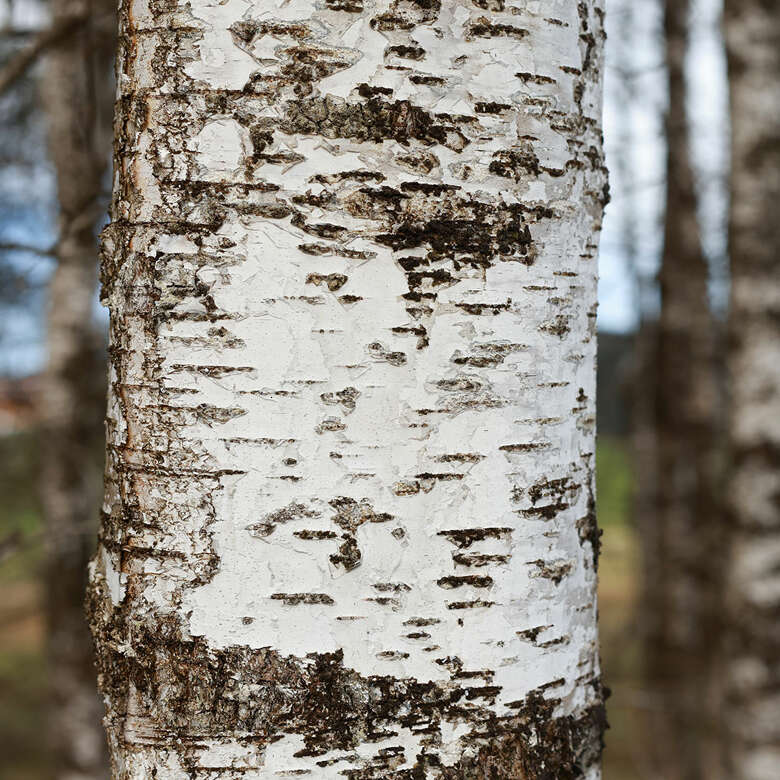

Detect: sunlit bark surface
[88, 0, 608, 776]
[724, 2, 780, 779]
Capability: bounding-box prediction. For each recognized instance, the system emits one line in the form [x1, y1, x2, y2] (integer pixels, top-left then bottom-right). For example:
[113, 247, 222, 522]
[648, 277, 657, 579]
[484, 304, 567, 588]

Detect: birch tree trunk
[40, 0, 115, 776]
[724, 1, 780, 778]
[640, 1, 722, 776]
[88, 1, 608, 776]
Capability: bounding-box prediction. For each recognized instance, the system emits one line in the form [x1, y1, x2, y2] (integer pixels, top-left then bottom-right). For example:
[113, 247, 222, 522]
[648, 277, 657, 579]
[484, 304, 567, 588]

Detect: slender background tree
[724, 1, 780, 778]
[638, 1, 723, 777]
[39, 0, 115, 776]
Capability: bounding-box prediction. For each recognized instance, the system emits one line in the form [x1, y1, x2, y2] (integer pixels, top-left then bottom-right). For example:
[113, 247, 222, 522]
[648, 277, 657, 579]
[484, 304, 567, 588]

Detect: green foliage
[0, 432, 43, 583]
[596, 436, 642, 779]
[0, 432, 49, 779]
[0, 649, 50, 780]
[597, 435, 633, 529]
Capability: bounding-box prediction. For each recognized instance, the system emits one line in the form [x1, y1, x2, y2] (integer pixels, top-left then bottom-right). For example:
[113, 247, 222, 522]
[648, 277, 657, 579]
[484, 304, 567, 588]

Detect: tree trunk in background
[88, 1, 608, 776]
[639, 1, 722, 778]
[40, 0, 115, 777]
[724, 2, 780, 778]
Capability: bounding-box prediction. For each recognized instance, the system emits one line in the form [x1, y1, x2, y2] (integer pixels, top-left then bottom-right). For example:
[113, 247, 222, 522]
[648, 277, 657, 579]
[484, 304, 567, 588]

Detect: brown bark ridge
[638, 1, 724, 777]
[87, 0, 608, 776]
[39, 0, 115, 776]
[723, 1, 780, 779]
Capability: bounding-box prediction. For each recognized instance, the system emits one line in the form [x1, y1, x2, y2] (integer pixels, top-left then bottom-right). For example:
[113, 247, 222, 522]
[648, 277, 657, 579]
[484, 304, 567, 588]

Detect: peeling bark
[88, 0, 607, 776]
[39, 0, 116, 777]
[724, 2, 780, 779]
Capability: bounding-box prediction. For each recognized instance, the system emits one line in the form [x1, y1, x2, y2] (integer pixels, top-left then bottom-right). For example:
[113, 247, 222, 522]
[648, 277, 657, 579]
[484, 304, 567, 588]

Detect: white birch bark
[88, 0, 608, 776]
[724, 2, 780, 778]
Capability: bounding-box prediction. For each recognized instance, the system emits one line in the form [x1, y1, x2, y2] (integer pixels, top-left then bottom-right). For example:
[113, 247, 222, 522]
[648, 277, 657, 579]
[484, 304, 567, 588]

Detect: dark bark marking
[452, 553, 510, 568]
[320, 386, 361, 413]
[247, 502, 321, 538]
[315, 418, 347, 434]
[305, 272, 349, 292]
[281, 95, 470, 150]
[437, 575, 494, 589]
[367, 342, 407, 366]
[528, 559, 573, 585]
[438, 528, 512, 549]
[467, 18, 528, 40]
[386, 44, 426, 61]
[271, 593, 336, 605]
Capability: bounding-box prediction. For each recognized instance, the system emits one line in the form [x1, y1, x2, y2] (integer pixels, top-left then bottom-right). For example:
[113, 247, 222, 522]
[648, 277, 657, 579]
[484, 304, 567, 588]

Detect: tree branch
[0, 241, 56, 257]
[0, 13, 85, 97]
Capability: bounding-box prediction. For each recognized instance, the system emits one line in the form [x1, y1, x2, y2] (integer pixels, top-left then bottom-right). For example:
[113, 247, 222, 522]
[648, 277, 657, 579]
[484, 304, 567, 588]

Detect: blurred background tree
[1, 0, 113, 776]
[0, 0, 776, 778]
[37, 0, 114, 776]
[637, 0, 724, 777]
[723, 1, 780, 777]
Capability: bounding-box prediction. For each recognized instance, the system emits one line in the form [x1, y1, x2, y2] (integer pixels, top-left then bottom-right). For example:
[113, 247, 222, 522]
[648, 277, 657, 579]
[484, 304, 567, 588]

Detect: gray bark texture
[39, 0, 115, 777]
[724, 1, 780, 779]
[638, 1, 723, 777]
[87, 1, 608, 777]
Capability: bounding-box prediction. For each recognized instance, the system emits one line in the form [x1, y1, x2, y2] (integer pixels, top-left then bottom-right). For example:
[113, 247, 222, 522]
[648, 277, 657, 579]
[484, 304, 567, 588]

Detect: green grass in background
[0, 649, 49, 780]
[597, 435, 644, 779]
[597, 435, 633, 529]
[0, 433, 43, 584]
[0, 432, 49, 779]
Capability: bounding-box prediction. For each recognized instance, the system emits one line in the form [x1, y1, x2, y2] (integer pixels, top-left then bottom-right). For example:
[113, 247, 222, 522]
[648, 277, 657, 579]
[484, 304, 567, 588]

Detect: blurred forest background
[0, 0, 777, 778]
